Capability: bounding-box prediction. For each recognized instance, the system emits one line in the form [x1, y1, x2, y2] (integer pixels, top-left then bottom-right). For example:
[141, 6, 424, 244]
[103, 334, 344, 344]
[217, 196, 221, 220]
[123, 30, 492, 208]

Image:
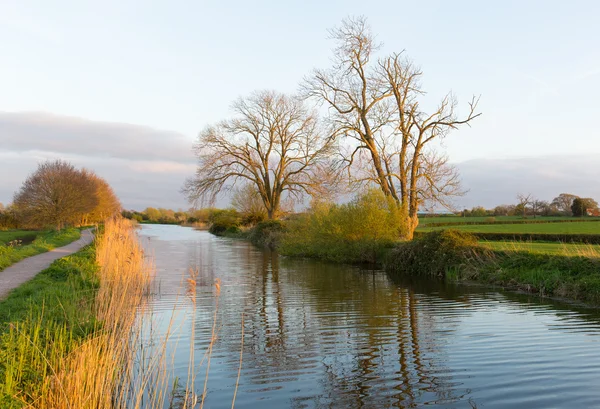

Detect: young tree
[13, 160, 98, 229]
[303, 16, 480, 238]
[184, 90, 335, 219]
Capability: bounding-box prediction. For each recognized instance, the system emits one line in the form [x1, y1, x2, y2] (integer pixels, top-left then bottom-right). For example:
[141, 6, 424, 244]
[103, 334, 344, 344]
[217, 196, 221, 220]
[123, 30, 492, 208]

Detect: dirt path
[0, 229, 95, 299]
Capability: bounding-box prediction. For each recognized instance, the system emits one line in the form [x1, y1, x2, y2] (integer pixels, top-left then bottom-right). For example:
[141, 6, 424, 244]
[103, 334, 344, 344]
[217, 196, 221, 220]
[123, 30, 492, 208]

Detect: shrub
[207, 209, 241, 235]
[385, 230, 485, 278]
[280, 189, 406, 263]
[248, 220, 286, 249]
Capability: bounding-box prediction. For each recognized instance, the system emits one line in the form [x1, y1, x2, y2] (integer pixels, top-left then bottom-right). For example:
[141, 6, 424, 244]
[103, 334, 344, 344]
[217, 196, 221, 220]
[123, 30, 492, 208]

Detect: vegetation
[419, 221, 600, 234]
[418, 215, 594, 227]
[480, 241, 600, 257]
[0, 218, 154, 408]
[280, 189, 404, 263]
[0, 229, 81, 271]
[0, 230, 41, 246]
[248, 219, 286, 249]
[11, 160, 120, 230]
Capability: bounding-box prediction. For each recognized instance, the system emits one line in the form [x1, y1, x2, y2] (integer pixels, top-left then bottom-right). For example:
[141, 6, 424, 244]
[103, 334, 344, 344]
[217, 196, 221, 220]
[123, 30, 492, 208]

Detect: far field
[418, 215, 579, 225]
[419, 221, 600, 234]
[479, 241, 600, 257]
[0, 230, 41, 245]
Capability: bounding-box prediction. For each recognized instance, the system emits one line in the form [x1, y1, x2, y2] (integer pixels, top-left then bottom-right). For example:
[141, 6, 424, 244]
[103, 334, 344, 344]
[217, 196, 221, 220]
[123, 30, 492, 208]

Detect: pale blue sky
[1, 0, 599, 208]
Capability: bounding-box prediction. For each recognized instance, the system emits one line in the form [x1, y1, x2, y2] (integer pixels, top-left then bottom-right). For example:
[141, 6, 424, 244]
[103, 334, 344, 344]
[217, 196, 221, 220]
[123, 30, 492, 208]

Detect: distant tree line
[458, 193, 599, 218]
[0, 160, 121, 230]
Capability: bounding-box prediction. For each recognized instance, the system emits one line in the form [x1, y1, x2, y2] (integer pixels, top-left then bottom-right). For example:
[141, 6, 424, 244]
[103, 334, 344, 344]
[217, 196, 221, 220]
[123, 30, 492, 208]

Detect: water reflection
[138, 225, 600, 409]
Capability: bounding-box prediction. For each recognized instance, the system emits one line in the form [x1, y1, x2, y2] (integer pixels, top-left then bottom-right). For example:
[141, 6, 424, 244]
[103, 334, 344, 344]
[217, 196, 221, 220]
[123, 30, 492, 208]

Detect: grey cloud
[0, 111, 199, 209]
[456, 155, 600, 208]
[0, 111, 196, 163]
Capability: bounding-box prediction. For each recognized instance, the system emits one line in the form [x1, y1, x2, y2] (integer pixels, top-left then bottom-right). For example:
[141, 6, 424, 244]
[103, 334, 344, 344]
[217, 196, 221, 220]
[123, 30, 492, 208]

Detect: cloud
[0, 112, 197, 210]
[456, 155, 600, 208]
[0, 112, 196, 163]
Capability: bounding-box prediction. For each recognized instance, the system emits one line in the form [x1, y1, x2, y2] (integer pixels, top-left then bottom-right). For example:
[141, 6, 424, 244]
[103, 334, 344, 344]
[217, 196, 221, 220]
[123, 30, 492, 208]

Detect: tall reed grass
[0, 218, 158, 408]
[1, 218, 238, 408]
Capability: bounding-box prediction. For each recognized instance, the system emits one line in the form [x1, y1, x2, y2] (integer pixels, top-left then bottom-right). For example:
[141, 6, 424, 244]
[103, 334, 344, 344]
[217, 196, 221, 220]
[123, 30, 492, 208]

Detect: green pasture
[479, 241, 600, 257]
[419, 221, 600, 234]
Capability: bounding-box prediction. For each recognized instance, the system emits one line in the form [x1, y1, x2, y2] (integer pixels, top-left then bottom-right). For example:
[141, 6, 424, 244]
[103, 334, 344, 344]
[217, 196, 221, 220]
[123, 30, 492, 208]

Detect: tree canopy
[184, 90, 335, 219]
[13, 160, 121, 229]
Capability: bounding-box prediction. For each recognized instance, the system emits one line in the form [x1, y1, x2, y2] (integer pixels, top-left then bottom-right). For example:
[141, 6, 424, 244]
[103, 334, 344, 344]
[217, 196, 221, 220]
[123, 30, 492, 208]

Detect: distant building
[586, 208, 600, 217]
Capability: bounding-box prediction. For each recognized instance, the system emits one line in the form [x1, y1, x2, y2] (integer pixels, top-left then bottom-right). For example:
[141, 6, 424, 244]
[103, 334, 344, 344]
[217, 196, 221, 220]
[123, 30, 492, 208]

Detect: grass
[0, 218, 155, 408]
[0, 231, 42, 246]
[0, 229, 81, 272]
[480, 241, 600, 257]
[417, 215, 580, 225]
[419, 221, 600, 234]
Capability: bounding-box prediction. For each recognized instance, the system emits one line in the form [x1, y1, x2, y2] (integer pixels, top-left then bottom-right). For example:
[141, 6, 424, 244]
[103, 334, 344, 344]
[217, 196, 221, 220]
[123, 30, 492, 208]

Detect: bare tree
[183, 91, 335, 219]
[231, 183, 267, 223]
[303, 16, 480, 238]
[516, 193, 533, 218]
[531, 199, 549, 218]
[13, 160, 98, 229]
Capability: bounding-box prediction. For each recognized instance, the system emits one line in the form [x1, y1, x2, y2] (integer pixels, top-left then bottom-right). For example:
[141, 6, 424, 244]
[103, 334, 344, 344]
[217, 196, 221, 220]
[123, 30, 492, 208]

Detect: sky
[1, 0, 599, 210]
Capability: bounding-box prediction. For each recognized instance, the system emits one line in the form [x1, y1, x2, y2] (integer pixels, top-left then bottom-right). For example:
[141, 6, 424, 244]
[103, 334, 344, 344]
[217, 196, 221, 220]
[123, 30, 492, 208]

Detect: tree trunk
[403, 211, 419, 240]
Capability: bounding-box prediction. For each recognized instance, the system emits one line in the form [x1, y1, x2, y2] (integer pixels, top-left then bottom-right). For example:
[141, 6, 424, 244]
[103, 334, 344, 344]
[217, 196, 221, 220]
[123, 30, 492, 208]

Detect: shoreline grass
[0, 229, 81, 272]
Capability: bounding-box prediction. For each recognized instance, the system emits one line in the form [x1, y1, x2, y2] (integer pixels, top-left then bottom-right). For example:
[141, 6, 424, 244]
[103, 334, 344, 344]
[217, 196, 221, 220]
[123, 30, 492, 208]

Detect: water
[138, 224, 600, 408]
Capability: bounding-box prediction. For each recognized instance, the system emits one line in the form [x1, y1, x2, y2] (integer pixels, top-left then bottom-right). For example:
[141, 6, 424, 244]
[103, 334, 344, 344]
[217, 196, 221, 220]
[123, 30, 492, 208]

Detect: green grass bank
[0, 229, 81, 271]
[0, 244, 99, 407]
[386, 230, 600, 305]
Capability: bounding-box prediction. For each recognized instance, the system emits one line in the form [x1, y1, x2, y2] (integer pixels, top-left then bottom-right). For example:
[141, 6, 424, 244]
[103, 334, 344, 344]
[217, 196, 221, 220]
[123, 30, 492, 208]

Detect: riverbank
[0, 219, 152, 408]
[215, 222, 600, 305]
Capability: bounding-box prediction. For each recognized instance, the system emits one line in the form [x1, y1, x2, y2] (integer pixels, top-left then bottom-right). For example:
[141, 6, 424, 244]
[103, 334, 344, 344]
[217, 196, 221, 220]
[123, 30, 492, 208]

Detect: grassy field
[0, 230, 42, 245]
[417, 215, 580, 225]
[419, 221, 600, 234]
[0, 229, 81, 271]
[479, 241, 600, 257]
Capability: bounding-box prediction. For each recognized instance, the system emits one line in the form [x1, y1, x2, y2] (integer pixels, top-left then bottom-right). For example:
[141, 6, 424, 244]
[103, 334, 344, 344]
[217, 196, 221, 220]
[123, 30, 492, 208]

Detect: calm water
[138, 224, 600, 409]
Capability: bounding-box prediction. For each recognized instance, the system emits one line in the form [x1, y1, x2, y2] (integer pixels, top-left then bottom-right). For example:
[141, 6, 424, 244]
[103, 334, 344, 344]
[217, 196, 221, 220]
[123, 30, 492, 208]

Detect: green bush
[208, 209, 241, 235]
[385, 230, 484, 278]
[280, 189, 405, 263]
[248, 220, 286, 249]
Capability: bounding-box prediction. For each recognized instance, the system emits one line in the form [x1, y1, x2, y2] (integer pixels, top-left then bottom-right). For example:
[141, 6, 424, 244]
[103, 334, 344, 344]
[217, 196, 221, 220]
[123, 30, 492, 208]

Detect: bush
[207, 209, 241, 235]
[280, 189, 406, 263]
[248, 220, 286, 249]
[386, 230, 484, 278]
